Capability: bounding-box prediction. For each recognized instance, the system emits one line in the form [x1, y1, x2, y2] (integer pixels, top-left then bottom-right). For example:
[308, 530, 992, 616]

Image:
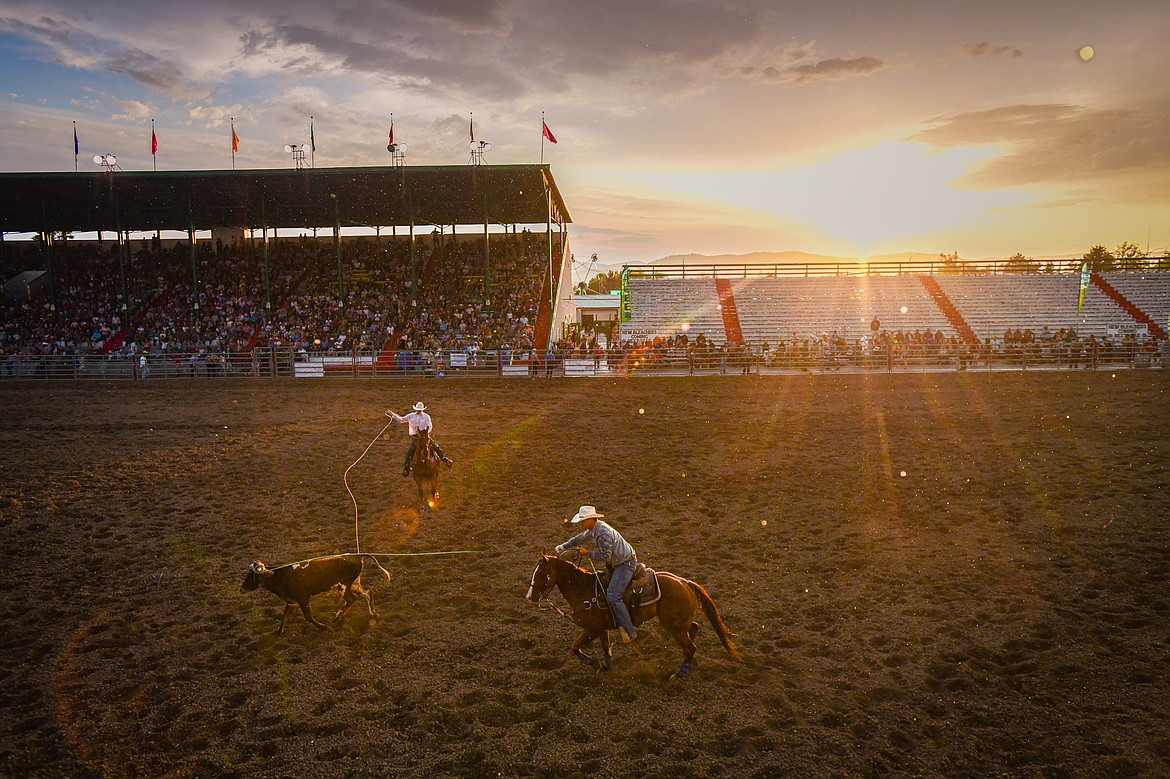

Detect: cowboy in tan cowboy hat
[386, 401, 453, 476]
[555, 505, 639, 642]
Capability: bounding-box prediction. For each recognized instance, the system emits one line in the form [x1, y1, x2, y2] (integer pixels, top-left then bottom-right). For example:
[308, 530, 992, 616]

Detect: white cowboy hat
[412, 401, 427, 411]
[570, 505, 604, 523]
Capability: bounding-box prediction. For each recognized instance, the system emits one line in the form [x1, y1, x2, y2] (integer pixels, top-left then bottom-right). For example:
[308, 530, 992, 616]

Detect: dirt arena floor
[1, 372, 1169, 778]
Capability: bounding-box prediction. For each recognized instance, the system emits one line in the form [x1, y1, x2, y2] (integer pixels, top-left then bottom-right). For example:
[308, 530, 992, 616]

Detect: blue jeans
[607, 559, 637, 635]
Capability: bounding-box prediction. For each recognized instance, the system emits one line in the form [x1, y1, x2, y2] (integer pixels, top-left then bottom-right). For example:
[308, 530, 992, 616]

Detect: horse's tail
[360, 554, 393, 584]
[686, 580, 742, 660]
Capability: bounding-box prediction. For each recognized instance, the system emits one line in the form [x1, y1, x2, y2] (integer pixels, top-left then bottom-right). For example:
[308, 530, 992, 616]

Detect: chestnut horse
[526, 553, 742, 678]
[410, 427, 440, 510]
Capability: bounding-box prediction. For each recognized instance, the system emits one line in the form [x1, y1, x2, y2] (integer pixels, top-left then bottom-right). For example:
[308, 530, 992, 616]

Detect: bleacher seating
[730, 275, 954, 343]
[1098, 272, 1170, 334]
[930, 273, 1130, 341]
[618, 270, 1170, 348]
[621, 277, 724, 342]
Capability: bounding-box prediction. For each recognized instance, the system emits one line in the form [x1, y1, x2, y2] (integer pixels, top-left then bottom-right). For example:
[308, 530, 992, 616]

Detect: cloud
[110, 98, 152, 121]
[911, 102, 1170, 202]
[105, 49, 193, 96]
[959, 42, 1023, 58]
[786, 56, 887, 85]
[188, 103, 245, 129]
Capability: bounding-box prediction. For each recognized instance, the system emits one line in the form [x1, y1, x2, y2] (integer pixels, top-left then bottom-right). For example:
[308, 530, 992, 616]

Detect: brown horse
[526, 553, 742, 678]
[410, 426, 439, 510]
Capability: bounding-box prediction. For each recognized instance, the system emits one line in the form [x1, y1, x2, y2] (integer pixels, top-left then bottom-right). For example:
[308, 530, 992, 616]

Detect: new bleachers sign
[1106, 323, 1148, 338]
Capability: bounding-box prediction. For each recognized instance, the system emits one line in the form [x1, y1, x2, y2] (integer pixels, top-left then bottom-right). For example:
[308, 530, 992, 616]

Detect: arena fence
[1, 341, 1165, 381]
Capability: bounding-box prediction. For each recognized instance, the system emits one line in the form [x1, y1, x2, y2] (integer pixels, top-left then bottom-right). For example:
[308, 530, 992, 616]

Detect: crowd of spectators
[1, 230, 551, 362]
[4, 236, 1166, 374]
[601, 325, 1165, 373]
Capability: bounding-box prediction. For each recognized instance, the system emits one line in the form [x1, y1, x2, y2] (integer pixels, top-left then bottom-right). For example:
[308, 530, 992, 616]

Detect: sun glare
[631, 140, 1023, 251]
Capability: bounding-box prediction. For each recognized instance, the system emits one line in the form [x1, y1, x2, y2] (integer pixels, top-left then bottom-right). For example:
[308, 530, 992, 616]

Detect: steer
[242, 554, 392, 635]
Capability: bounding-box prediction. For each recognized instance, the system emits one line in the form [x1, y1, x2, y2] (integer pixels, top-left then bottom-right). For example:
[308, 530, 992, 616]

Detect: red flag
[151, 129, 158, 155]
[232, 126, 239, 152]
[388, 123, 394, 145]
[542, 121, 558, 144]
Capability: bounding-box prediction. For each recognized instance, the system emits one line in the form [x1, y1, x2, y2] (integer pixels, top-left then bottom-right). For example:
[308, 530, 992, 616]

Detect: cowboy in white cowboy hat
[555, 505, 639, 643]
[386, 401, 453, 476]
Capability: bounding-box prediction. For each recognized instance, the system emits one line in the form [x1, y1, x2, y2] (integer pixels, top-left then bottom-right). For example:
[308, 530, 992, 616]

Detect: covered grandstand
[0, 165, 577, 374]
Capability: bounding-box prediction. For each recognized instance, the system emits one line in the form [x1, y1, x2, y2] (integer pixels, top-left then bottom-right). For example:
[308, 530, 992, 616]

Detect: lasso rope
[270, 550, 484, 571]
[344, 418, 394, 553]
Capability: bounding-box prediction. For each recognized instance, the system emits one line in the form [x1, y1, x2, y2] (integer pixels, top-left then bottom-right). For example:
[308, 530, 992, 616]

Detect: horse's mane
[546, 554, 595, 577]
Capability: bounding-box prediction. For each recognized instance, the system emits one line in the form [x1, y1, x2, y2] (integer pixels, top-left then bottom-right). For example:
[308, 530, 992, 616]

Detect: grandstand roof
[0, 164, 570, 234]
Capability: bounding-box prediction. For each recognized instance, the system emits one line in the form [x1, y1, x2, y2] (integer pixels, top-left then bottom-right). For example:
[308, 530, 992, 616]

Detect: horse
[526, 552, 742, 678]
[409, 426, 440, 510]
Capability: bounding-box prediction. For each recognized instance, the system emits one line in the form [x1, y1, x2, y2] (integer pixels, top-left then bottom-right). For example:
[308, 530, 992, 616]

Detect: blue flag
[74, 125, 79, 156]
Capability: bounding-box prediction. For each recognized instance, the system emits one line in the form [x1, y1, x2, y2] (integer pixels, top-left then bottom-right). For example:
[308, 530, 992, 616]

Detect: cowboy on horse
[386, 401, 453, 476]
[555, 504, 639, 643]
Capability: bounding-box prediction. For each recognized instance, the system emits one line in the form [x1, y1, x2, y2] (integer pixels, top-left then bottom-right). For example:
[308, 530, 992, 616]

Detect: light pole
[387, 142, 407, 167]
[469, 140, 491, 165]
[284, 144, 308, 169]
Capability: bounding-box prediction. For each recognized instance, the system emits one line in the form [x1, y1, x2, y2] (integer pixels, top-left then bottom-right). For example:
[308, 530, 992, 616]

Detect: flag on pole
[310, 117, 315, 152]
[152, 127, 158, 156]
[388, 119, 394, 145]
[74, 124, 79, 156]
[542, 121, 558, 144]
[469, 113, 474, 143]
[1077, 261, 1090, 315]
[232, 124, 240, 153]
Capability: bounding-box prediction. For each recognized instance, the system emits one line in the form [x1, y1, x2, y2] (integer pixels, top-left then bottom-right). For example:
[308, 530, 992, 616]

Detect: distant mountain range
[643, 251, 949, 266]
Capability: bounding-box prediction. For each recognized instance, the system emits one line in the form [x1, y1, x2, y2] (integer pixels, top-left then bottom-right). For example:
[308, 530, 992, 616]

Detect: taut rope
[269, 550, 484, 572]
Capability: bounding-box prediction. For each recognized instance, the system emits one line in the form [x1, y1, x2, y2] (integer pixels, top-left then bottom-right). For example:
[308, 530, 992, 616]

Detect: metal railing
[0, 341, 1164, 381]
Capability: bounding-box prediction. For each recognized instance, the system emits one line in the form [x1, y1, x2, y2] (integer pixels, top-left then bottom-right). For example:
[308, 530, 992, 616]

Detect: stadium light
[469, 140, 491, 165]
[94, 153, 117, 172]
[284, 143, 308, 169]
[387, 142, 407, 167]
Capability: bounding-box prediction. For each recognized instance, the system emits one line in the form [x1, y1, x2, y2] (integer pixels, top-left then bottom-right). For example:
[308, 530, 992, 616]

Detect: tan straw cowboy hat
[412, 401, 427, 411]
[570, 505, 604, 523]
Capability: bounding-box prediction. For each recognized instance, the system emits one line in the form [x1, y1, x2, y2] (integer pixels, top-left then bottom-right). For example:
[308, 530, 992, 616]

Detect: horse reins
[531, 554, 611, 624]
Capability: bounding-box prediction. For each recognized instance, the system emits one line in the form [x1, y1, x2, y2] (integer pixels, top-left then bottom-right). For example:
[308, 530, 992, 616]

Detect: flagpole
[310, 115, 315, 168]
[541, 111, 545, 165]
[152, 118, 156, 171]
[73, 121, 78, 172]
[231, 118, 236, 170]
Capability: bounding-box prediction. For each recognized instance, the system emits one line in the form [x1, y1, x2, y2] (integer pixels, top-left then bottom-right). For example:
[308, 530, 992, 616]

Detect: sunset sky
[2, 0, 1168, 270]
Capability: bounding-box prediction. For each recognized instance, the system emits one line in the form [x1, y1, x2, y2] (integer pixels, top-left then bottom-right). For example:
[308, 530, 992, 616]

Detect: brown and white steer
[242, 555, 392, 635]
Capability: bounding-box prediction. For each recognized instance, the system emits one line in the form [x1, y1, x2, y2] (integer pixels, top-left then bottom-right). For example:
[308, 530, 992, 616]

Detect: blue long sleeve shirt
[561, 520, 635, 566]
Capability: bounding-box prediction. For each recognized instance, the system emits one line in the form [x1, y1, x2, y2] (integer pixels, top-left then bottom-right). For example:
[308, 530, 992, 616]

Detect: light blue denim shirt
[562, 520, 635, 566]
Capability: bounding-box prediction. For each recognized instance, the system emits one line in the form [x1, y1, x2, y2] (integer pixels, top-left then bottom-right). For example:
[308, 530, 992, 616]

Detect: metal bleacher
[930, 272, 1129, 341]
[621, 277, 724, 342]
[1098, 272, 1170, 335]
[619, 262, 1170, 346]
[730, 275, 954, 343]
